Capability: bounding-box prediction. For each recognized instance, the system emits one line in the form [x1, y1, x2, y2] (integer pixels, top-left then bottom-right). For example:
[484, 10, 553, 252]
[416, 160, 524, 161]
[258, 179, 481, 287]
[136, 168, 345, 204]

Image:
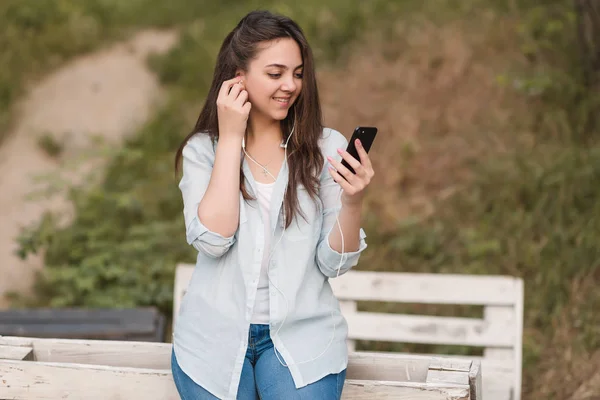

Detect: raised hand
[216, 76, 252, 141]
[327, 139, 375, 206]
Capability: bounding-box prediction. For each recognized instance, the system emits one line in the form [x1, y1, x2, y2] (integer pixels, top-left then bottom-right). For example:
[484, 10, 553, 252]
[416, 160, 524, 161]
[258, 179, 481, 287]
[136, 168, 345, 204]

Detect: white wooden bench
[0, 335, 482, 399]
[174, 264, 523, 400]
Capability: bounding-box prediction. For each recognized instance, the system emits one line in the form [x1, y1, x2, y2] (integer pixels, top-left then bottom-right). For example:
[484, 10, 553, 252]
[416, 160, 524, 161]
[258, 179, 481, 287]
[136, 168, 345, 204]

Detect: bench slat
[0, 359, 471, 400]
[330, 270, 520, 306]
[0, 345, 33, 361]
[0, 336, 476, 387]
[0, 359, 180, 400]
[343, 380, 470, 400]
[0, 336, 169, 370]
[345, 312, 513, 347]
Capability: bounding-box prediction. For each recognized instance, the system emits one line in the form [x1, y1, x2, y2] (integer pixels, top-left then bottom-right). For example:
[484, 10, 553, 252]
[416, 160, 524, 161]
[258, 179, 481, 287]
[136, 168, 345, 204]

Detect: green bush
[14, 105, 191, 314]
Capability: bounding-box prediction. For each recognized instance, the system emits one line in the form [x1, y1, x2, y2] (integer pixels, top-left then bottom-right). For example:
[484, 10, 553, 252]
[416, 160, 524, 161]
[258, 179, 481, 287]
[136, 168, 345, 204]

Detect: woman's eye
[267, 72, 302, 79]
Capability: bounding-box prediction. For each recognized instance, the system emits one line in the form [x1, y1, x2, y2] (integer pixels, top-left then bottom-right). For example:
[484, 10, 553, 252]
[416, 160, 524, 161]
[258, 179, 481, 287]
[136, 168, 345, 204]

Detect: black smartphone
[341, 126, 378, 174]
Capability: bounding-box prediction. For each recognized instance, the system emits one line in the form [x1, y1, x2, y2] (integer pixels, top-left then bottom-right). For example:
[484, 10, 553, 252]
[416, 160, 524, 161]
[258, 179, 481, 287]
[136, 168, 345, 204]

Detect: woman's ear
[235, 71, 246, 87]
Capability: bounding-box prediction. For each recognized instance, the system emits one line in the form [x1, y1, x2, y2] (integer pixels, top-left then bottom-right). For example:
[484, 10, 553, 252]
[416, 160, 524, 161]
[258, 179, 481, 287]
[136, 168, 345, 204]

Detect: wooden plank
[0, 359, 471, 400]
[0, 359, 180, 400]
[429, 358, 473, 372]
[483, 347, 513, 360]
[468, 360, 482, 400]
[0, 336, 170, 370]
[426, 358, 472, 386]
[483, 306, 515, 361]
[426, 370, 469, 386]
[345, 311, 514, 347]
[340, 300, 358, 352]
[346, 351, 431, 382]
[480, 380, 512, 400]
[514, 278, 524, 400]
[0, 345, 33, 361]
[0, 308, 165, 342]
[330, 270, 520, 306]
[467, 359, 514, 400]
[343, 380, 470, 400]
[0, 336, 478, 386]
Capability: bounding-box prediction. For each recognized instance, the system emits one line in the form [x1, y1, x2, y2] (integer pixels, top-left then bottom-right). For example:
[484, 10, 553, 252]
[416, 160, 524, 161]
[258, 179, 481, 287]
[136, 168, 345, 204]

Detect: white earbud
[280, 121, 295, 148]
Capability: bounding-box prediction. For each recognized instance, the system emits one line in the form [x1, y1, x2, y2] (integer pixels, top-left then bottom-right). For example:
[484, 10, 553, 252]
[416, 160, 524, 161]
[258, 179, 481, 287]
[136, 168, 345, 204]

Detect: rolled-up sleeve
[179, 135, 236, 258]
[315, 129, 368, 278]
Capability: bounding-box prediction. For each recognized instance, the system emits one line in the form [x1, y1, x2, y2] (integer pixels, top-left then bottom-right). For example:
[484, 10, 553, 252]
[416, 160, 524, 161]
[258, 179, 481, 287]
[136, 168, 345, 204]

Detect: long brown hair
[175, 10, 324, 228]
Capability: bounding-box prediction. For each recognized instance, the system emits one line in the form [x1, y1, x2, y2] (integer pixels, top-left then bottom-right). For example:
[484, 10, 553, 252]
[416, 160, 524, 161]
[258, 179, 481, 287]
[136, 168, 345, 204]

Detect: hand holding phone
[341, 126, 378, 175]
[327, 126, 377, 203]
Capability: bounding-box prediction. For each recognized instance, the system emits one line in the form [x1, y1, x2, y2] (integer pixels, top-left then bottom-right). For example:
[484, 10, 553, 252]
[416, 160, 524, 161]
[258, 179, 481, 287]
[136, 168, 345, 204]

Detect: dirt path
[0, 29, 178, 308]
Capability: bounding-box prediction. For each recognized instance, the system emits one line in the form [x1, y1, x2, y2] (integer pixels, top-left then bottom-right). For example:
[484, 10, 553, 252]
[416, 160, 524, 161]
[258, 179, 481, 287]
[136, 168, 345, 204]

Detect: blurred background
[0, 0, 598, 398]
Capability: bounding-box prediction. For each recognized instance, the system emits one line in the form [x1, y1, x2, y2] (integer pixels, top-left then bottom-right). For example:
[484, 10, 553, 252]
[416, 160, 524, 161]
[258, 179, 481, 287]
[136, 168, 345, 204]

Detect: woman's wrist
[341, 193, 364, 209]
[217, 134, 244, 149]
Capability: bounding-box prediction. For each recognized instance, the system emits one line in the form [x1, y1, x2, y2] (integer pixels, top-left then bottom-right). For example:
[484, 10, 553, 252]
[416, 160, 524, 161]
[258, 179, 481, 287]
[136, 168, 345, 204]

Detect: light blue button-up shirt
[173, 128, 367, 399]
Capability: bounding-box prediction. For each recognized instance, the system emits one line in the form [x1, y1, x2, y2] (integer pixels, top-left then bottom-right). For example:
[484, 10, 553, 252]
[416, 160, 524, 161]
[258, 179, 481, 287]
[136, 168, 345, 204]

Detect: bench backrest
[328, 269, 523, 400]
[173, 264, 522, 399]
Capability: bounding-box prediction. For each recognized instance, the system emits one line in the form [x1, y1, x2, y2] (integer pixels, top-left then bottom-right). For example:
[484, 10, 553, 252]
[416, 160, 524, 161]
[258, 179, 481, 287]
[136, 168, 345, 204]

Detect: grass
[5, 0, 600, 398]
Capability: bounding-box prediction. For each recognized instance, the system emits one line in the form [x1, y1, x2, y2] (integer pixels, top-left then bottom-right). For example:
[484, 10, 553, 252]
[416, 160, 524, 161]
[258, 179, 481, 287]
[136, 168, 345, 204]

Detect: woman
[172, 10, 374, 400]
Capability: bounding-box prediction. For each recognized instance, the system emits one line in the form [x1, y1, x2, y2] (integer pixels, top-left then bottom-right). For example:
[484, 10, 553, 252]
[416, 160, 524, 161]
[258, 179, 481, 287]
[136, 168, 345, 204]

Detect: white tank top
[250, 181, 274, 324]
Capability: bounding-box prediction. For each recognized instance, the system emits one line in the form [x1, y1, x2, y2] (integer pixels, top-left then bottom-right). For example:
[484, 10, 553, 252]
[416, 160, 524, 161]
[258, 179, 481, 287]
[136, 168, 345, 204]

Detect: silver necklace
[243, 149, 277, 181]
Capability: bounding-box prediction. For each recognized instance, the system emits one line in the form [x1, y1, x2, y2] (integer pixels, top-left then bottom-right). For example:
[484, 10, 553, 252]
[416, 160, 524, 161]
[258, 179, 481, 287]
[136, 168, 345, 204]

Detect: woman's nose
[281, 76, 296, 92]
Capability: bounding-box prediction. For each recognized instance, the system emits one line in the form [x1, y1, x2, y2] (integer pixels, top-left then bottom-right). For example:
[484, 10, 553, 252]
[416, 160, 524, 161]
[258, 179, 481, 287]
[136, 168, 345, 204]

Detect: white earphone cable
[268, 188, 344, 367]
[242, 116, 346, 367]
[265, 122, 345, 367]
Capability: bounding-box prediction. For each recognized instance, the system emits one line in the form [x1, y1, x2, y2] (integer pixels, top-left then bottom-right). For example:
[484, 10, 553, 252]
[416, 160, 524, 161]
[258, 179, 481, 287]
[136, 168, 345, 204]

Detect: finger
[329, 167, 354, 192]
[227, 82, 244, 101]
[219, 77, 241, 99]
[242, 101, 252, 115]
[337, 147, 363, 173]
[218, 77, 242, 100]
[355, 139, 373, 173]
[327, 156, 356, 183]
[336, 146, 365, 177]
[233, 89, 248, 107]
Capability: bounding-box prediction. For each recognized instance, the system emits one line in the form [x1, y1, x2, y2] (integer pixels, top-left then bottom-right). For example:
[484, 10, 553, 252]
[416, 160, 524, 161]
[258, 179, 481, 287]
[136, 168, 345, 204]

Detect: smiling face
[241, 38, 303, 124]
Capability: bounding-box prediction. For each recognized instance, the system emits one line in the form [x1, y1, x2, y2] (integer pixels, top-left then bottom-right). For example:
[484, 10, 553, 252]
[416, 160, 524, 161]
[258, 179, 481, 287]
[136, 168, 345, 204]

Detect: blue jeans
[171, 324, 346, 399]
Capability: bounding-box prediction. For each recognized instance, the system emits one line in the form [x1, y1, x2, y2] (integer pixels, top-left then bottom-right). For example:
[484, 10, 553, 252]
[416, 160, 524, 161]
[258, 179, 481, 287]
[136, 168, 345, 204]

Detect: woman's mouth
[273, 97, 290, 105]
